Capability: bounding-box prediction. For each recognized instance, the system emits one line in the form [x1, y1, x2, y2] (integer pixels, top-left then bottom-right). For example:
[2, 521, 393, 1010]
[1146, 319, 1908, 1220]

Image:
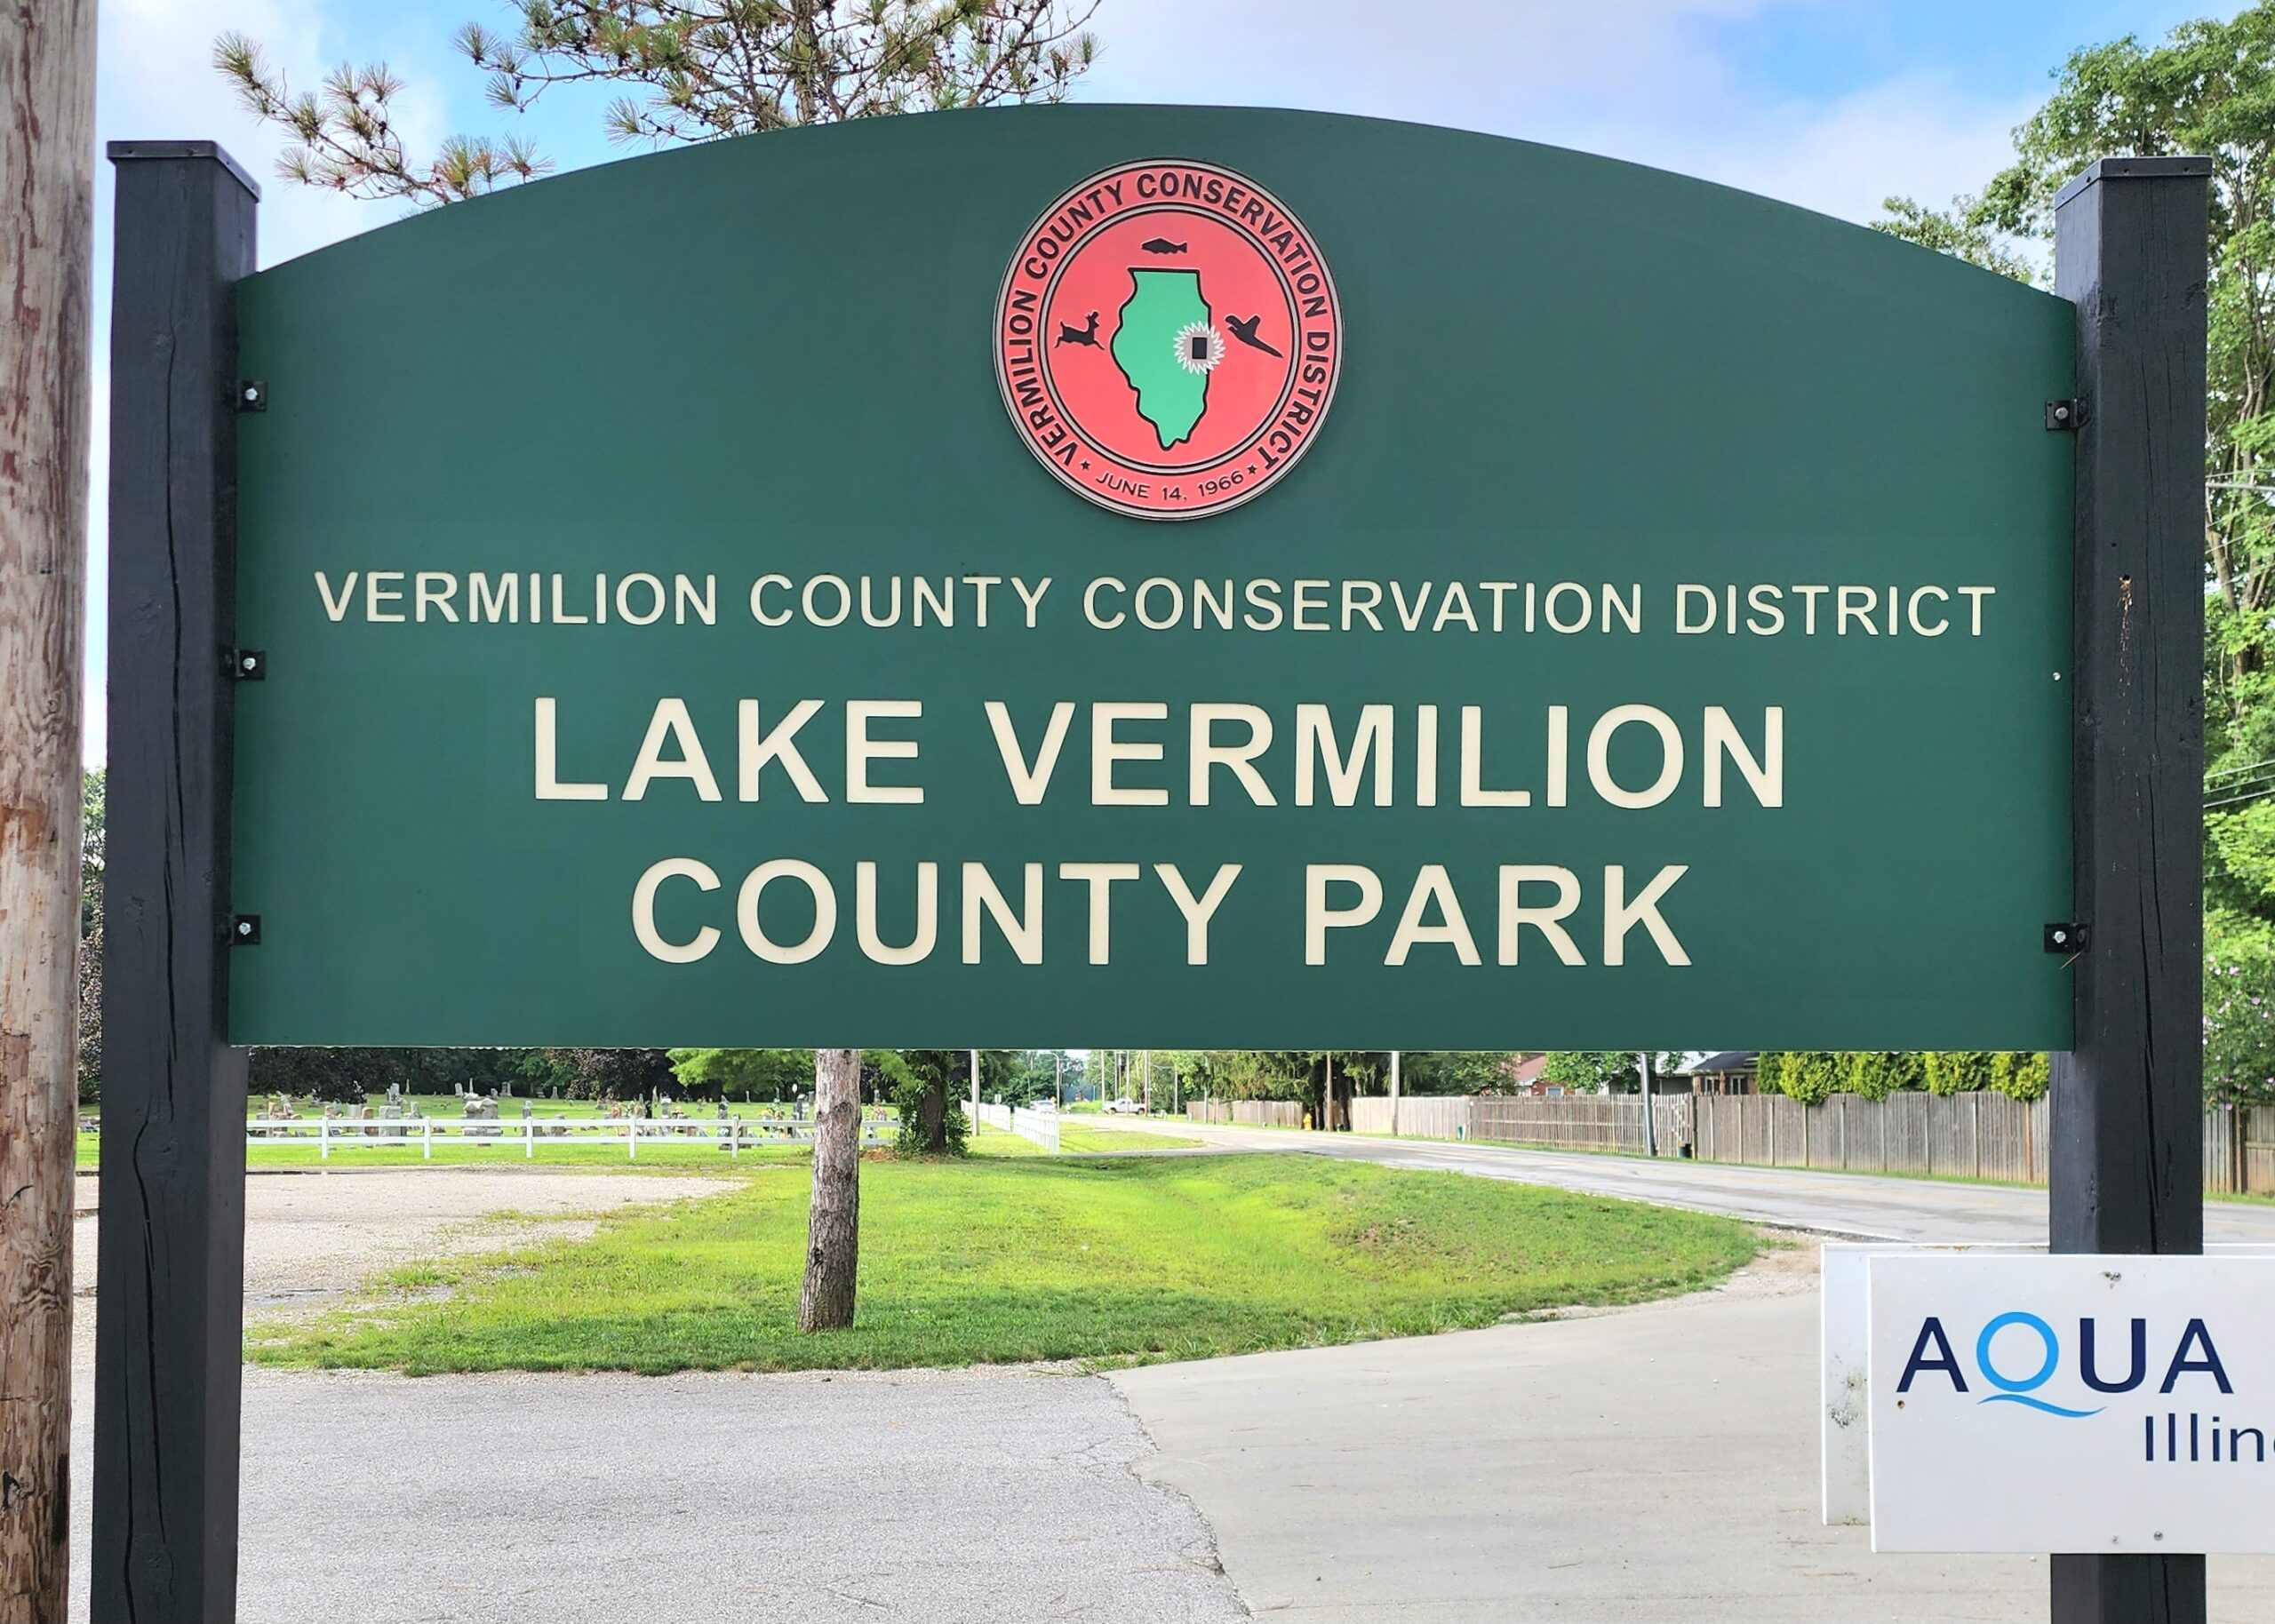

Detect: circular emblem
[994, 158, 1343, 521]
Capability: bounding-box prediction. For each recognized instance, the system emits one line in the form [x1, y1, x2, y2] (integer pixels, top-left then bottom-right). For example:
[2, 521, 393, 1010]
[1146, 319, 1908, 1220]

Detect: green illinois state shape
[1111, 268, 1210, 448]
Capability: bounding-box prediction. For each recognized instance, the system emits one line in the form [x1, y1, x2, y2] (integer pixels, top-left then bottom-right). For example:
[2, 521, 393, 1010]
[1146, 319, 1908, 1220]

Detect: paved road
[1113, 1246, 2275, 1624]
[1086, 1116, 2275, 1245]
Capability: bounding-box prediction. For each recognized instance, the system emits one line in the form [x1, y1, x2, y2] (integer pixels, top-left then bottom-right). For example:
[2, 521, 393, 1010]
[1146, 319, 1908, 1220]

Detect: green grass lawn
[248, 1153, 1758, 1375]
[968, 1122, 1201, 1155]
[1058, 1123, 1201, 1152]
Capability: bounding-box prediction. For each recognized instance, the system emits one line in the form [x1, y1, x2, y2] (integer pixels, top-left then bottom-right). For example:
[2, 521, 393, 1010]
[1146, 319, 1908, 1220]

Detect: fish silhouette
[1225, 314, 1283, 358]
[1140, 238, 1189, 255]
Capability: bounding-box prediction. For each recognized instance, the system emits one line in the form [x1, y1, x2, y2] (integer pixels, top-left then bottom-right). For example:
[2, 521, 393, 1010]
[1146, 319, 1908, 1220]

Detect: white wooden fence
[244, 1115, 889, 1161]
[972, 1101, 1060, 1151]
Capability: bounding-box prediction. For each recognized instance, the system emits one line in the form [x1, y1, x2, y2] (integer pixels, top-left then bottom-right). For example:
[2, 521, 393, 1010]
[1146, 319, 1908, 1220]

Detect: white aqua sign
[1867, 1254, 2275, 1553]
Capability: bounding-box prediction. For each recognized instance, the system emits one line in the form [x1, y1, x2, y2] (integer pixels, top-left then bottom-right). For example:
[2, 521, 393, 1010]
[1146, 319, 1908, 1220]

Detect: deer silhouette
[1225, 314, 1283, 358]
[1056, 311, 1102, 348]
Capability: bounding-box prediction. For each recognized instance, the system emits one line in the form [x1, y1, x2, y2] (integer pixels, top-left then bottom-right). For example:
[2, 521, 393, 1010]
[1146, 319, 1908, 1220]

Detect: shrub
[1843, 1052, 1926, 1101]
[1990, 1052, 2051, 1102]
[1759, 1051, 1840, 1105]
[1923, 1052, 1995, 1096]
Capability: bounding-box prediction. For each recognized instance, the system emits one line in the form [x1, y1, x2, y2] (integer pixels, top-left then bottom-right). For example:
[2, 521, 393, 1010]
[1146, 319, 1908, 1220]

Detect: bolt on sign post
[92, 105, 2215, 1620]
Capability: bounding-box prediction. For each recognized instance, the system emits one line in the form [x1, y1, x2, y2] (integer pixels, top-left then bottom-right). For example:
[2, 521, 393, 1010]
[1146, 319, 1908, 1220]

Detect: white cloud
[1081, 0, 2017, 228]
[87, 0, 453, 761]
[1670, 74, 2034, 225]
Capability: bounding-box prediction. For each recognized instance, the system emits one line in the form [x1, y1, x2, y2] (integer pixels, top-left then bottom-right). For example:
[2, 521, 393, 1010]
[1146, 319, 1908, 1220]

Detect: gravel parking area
[67, 1168, 1249, 1623]
[72, 1167, 737, 1358]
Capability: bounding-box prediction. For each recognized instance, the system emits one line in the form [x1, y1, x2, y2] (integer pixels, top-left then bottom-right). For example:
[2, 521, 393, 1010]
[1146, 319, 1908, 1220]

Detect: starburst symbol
[1175, 321, 1225, 376]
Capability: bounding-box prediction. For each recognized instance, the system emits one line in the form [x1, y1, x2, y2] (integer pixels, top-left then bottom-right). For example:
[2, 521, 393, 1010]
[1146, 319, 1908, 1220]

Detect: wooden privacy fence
[2207, 1104, 2275, 1195]
[1434, 1093, 2274, 1195]
[1462, 1091, 2049, 1181]
[1347, 1096, 1474, 1139]
[1681, 1092, 2050, 1182]
[1179, 1092, 2275, 1192]
[1185, 1100, 1305, 1127]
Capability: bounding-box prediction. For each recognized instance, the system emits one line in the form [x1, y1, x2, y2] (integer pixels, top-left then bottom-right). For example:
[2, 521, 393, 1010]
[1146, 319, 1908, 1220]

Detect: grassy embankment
[970, 1122, 1201, 1155]
[249, 1153, 1758, 1375]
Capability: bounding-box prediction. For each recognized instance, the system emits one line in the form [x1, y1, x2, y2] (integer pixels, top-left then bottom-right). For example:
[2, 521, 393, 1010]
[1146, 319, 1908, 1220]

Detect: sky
[81, 0, 2243, 762]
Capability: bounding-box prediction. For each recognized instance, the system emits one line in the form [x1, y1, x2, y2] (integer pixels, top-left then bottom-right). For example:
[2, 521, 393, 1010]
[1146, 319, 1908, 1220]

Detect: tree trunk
[798, 1047, 862, 1330]
[919, 1079, 945, 1151]
[0, 4, 94, 1612]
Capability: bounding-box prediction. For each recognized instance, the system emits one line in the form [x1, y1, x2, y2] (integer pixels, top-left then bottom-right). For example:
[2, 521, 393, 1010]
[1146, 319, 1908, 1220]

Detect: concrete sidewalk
[1111, 1246, 2275, 1623]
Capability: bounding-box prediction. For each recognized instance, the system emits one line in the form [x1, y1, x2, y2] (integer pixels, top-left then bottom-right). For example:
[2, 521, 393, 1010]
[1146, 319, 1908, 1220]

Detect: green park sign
[226, 104, 2074, 1050]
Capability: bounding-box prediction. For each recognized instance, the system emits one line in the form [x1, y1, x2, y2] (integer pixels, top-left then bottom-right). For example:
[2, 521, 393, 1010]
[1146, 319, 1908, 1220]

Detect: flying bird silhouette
[1225, 314, 1283, 357]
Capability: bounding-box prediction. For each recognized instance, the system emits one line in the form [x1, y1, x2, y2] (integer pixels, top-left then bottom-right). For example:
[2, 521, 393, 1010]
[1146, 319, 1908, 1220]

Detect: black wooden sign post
[2048, 155, 2211, 1624]
[93, 140, 259, 1624]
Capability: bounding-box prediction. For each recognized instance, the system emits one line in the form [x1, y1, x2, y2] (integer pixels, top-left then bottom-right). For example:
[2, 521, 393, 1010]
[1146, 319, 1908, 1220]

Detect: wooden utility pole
[2048, 155, 2210, 1624]
[798, 1047, 861, 1330]
[0, 4, 95, 1613]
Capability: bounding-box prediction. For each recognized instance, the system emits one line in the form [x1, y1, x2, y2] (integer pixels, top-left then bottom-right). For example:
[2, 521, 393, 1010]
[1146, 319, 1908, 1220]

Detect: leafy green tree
[542, 1047, 676, 1099]
[1877, 7, 2275, 1095]
[76, 769, 103, 1105]
[893, 1049, 970, 1152]
[1539, 1052, 1681, 1095]
[2205, 949, 2275, 1103]
[1399, 1051, 1520, 1094]
[215, 0, 1098, 205]
[1871, 195, 2035, 281]
[667, 1047, 815, 1101]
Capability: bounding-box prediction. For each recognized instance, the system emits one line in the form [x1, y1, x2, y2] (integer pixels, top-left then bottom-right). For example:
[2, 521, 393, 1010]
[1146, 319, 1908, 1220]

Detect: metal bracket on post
[2042, 922, 2087, 954]
[227, 649, 264, 681]
[2049, 152, 2212, 1624]
[2045, 399, 2084, 431]
[234, 380, 267, 412]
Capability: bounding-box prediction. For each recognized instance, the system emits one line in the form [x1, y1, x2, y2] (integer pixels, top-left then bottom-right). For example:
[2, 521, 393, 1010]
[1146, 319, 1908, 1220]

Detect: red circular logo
[994, 159, 1344, 521]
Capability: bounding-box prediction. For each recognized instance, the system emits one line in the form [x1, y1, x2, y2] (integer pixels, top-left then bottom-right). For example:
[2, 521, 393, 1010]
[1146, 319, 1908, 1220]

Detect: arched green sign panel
[228, 103, 2072, 1049]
